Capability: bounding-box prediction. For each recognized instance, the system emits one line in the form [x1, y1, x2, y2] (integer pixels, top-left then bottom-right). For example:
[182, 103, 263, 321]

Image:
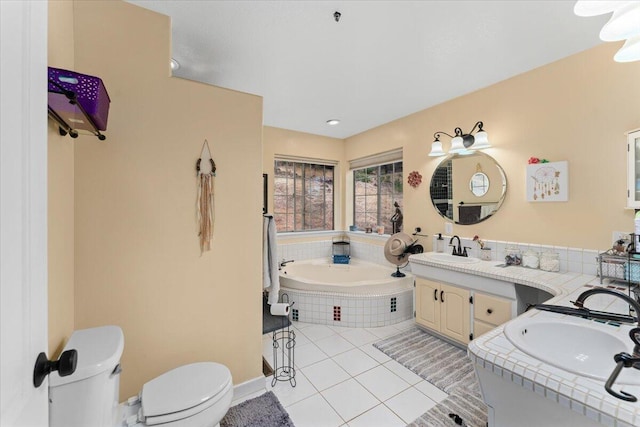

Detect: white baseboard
[231, 375, 267, 405]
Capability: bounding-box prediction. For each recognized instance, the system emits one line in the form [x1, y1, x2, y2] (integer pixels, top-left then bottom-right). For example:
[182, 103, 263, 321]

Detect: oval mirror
[430, 151, 507, 225]
[470, 172, 489, 197]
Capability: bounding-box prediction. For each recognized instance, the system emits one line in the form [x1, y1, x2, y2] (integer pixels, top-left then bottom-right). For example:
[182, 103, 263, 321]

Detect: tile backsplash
[432, 235, 599, 276]
[276, 231, 391, 267]
[275, 231, 600, 276]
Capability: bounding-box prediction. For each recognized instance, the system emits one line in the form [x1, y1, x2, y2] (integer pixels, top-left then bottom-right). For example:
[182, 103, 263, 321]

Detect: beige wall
[48, 1, 264, 398]
[346, 43, 640, 250]
[48, 0, 76, 358]
[263, 126, 346, 231]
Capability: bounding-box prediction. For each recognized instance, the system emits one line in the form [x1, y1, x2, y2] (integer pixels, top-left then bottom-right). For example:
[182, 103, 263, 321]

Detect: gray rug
[373, 326, 487, 427]
[220, 391, 295, 427]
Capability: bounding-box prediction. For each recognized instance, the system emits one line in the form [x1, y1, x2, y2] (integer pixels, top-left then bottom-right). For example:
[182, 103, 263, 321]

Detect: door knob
[33, 349, 77, 388]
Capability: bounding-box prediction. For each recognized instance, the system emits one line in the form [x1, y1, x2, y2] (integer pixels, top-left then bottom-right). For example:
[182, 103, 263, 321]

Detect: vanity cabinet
[473, 292, 512, 338]
[410, 255, 523, 343]
[416, 278, 470, 344]
[626, 128, 640, 208]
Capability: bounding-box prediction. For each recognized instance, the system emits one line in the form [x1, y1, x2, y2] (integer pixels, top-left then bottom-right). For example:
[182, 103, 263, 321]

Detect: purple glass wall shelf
[47, 67, 111, 140]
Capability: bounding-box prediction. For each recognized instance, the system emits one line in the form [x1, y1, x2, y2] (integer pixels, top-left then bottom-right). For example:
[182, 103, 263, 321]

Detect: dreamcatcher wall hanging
[526, 160, 568, 202]
[196, 140, 216, 253]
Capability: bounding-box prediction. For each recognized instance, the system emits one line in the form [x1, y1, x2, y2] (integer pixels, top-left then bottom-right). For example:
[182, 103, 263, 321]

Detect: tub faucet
[279, 259, 294, 269]
[449, 235, 465, 256]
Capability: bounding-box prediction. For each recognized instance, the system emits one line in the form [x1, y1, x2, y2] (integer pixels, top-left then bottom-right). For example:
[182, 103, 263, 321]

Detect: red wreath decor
[408, 171, 422, 188]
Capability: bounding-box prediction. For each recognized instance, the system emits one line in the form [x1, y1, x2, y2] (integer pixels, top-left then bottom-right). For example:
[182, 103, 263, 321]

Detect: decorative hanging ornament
[196, 139, 216, 254]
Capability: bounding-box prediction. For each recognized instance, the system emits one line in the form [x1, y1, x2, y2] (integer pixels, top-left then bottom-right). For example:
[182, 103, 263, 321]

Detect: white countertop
[408, 253, 640, 427]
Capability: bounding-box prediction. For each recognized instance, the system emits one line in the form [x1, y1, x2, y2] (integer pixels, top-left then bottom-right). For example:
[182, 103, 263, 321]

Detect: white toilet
[49, 325, 233, 427]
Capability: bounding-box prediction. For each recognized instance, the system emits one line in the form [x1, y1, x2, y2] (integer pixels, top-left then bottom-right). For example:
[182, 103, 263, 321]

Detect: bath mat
[373, 326, 487, 426]
[220, 391, 295, 427]
[373, 326, 479, 395]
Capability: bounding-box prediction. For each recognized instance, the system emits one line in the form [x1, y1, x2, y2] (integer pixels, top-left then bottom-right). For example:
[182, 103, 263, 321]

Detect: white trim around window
[348, 148, 402, 170]
[275, 154, 338, 166]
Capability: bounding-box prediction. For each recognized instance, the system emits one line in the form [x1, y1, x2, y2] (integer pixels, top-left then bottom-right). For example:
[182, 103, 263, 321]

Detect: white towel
[480, 204, 497, 218]
[263, 215, 280, 304]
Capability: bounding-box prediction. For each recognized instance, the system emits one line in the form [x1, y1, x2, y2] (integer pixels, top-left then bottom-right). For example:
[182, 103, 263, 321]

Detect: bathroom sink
[504, 316, 640, 384]
[423, 252, 481, 264]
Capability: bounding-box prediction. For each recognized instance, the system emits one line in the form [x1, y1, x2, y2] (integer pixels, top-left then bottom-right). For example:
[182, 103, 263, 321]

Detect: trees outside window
[273, 160, 334, 232]
[353, 161, 403, 233]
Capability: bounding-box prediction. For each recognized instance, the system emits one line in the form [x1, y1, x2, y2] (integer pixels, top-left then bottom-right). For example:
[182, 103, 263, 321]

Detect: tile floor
[261, 320, 449, 427]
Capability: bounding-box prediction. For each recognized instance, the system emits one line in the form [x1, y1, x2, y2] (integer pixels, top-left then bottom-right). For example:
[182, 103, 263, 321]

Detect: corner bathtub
[279, 258, 414, 328]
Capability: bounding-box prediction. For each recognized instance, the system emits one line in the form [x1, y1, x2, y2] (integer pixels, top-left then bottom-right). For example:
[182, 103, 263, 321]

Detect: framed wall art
[526, 161, 568, 202]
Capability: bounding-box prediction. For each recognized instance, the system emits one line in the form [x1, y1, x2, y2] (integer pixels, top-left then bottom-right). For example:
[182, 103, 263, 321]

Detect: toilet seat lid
[141, 362, 232, 420]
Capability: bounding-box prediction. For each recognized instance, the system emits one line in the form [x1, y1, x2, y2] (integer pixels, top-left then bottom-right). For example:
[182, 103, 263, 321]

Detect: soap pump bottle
[436, 233, 444, 253]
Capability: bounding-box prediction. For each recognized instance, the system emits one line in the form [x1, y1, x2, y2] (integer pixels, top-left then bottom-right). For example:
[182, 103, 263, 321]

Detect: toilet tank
[49, 325, 124, 427]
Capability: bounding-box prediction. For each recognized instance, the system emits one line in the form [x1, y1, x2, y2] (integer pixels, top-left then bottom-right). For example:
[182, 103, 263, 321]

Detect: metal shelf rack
[598, 247, 640, 304]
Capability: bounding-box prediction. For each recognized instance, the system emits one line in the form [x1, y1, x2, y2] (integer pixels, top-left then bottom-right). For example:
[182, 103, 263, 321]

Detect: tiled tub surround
[276, 231, 415, 270]
[431, 235, 599, 276]
[410, 254, 640, 427]
[276, 232, 601, 275]
[277, 233, 415, 327]
[279, 258, 414, 294]
[281, 287, 413, 328]
[280, 258, 414, 327]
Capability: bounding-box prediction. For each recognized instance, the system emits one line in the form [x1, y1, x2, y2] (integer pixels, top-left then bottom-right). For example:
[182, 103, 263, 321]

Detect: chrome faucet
[573, 288, 640, 402]
[449, 235, 466, 256]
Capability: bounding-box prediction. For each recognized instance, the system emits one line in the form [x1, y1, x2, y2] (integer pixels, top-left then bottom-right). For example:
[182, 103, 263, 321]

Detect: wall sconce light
[429, 121, 490, 157]
[574, 1, 640, 63]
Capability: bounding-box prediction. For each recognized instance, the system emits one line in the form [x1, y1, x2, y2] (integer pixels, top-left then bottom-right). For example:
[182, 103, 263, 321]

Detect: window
[353, 161, 403, 233]
[273, 160, 334, 232]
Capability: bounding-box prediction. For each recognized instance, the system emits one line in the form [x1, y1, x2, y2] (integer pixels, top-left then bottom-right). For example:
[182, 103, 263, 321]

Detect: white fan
[384, 232, 423, 277]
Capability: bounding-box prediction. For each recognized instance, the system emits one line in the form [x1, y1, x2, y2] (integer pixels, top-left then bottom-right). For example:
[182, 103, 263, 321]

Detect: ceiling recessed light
[326, 119, 340, 126]
[170, 58, 180, 71]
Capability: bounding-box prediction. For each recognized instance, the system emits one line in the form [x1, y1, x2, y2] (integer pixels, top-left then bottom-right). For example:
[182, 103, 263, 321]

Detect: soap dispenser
[436, 233, 444, 253]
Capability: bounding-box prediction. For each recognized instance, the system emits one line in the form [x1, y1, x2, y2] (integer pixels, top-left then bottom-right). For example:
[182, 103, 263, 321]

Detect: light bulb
[574, 1, 628, 17]
[600, 2, 640, 42]
[471, 131, 491, 149]
[614, 35, 640, 62]
[449, 136, 465, 154]
[428, 140, 446, 157]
